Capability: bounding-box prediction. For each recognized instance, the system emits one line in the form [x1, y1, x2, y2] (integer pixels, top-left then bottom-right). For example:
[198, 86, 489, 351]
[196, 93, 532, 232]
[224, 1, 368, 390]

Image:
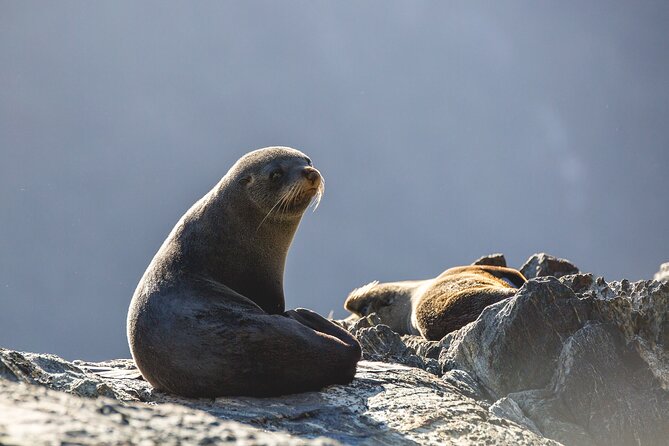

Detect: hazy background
[2, 2, 668, 360]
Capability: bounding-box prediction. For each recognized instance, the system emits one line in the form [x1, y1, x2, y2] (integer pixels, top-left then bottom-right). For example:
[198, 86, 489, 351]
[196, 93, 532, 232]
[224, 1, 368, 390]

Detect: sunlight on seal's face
[344, 280, 422, 335]
[236, 147, 325, 222]
[345, 281, 401, 320]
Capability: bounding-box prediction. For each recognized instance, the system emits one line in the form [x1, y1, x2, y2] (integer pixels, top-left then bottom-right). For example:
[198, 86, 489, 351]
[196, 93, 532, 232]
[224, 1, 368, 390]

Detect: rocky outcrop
[0, 350, 553, 446]
[2, 253, 668, 445]
[344, 254, 669, 445]
[519, 253, 580, 279]
[472, 253, 507, 267]
[439, 275, 669, 446]
[0, 377, 332, 446]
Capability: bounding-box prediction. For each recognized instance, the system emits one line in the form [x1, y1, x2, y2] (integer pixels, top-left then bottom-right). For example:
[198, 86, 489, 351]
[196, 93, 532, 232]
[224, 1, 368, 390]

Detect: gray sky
[1, 1, 668, 360]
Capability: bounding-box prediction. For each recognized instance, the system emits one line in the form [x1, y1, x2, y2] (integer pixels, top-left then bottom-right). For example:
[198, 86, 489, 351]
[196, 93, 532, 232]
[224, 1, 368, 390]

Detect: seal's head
[229, 147, 324, 223]
[166, 146, 324, 315]
[344, 280, 424, 335]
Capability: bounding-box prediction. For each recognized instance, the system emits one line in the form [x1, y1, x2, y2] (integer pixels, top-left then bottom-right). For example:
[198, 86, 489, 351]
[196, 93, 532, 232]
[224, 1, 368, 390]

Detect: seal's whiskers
[310, 178, 325, 212]
[257, 186, 292, 230]
[278, 182, 298, 216]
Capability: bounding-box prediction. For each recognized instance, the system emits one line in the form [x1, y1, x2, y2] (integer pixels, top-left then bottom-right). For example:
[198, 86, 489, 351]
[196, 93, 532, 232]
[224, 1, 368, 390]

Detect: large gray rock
[560, 274, 669, 391]
[0, 349, 554, 446]
[515, 321, 668, 446]
[437, 275, 669, 446]
[439, 277, 593, 397]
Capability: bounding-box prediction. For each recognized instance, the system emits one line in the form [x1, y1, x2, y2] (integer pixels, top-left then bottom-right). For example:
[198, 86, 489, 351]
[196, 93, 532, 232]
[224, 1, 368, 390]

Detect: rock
[655, 262, 669, 282]
[509, 321, 669, 446]
[442, 369, 488, 401]
[506, 389, 593, 446]
[0, 350, 139, 400]
[346, 313, 383, 331]
[472, 253, 507, 267]
[489, 397, 541, 435]
[519, 253, 579, 279]
[4, 260, 669, 445]
[559, 274, 669, 390]
[0, 378, 335, 446]
[0, 350, 554, 446]
[440, 277, 592, 397]
[439, 275, 669, 446]
[545, 322, 667, 445]
[401, 335, 441, 360]
[352, 324, 440, 375]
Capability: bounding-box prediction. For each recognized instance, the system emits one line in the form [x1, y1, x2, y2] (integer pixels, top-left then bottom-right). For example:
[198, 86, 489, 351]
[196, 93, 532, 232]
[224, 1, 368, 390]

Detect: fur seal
[344, 265, 526, 341]
[127, 147, 361, 397]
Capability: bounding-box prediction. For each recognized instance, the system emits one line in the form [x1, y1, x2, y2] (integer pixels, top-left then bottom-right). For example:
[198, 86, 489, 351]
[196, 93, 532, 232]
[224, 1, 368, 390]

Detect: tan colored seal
[345, 265, 526, 340]
[127, 147, 361, 397]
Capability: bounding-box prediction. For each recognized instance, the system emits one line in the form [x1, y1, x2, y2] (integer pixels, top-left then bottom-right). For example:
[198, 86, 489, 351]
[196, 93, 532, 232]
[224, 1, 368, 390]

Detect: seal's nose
[302, 166, 320, 185]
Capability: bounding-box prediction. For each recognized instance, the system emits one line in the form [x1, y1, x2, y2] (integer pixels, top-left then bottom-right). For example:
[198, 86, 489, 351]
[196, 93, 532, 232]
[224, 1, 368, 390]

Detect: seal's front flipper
[286, 308, 337, 333]
[286, 308, 361, 350]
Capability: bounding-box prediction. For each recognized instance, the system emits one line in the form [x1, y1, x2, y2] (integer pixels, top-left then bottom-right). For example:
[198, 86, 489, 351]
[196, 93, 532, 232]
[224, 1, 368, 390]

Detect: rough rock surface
[655, 262, 669, 282]
[0, 350, 553, 446]
[472, 253, 507, 267]
[437, 274, 669, 445]
[342, 254, 669, 445]
[0, 378, 335, 446]
[519, 253, 580, 279]
[3, 252, 668, 445]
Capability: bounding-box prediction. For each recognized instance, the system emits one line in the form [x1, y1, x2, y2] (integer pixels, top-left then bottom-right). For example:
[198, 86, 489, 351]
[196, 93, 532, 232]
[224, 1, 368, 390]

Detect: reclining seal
[345, 265, 526, 341]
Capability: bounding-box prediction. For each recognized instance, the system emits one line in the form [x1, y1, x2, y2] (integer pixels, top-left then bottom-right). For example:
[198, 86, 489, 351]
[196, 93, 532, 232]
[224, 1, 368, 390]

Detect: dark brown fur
[128, 147, 361, 397]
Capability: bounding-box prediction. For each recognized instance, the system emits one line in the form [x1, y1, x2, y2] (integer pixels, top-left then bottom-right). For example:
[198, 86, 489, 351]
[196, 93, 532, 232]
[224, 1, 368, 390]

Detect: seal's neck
[167, 182, 301, 314]
[385, 281, 423, 336]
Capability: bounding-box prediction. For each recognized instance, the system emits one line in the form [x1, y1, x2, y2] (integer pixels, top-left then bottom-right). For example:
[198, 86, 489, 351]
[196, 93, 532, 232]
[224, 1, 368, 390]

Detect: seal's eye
[305, 157, 312, 166]
[270, 168, 283, 181]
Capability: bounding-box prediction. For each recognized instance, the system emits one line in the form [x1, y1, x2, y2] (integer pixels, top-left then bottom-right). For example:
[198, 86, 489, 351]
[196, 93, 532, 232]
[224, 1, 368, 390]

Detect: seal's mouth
[301, 186, 320, 197]
[256, 176, 325, 230]
[291, 184, 320, 208]
[295, 174, 324, 212]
